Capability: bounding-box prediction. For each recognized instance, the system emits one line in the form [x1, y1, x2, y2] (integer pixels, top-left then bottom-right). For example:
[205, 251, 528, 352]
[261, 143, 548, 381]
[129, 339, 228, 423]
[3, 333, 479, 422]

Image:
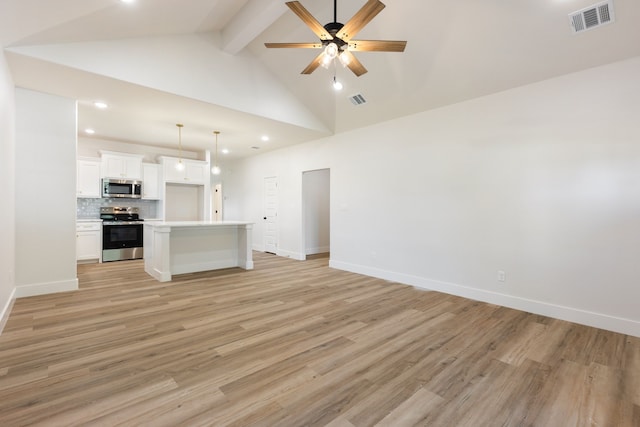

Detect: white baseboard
[276, 249, 305, 261]
[252, 244, 305, 261]
[306, 246, 330, 255]
[15, 278, 78, 298]
[0, 287, 16, 335]
[172, 259, 239, 275]
[330, 260, 640, 338]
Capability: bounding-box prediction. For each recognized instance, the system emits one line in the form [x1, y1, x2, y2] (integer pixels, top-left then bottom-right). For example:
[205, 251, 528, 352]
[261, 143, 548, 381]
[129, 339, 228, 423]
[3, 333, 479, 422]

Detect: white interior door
[263, 177, 278, 253]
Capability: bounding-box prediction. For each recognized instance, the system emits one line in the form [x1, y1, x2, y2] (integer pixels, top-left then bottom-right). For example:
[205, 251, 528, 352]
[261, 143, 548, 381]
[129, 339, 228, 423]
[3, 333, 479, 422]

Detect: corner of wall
[0, 50, 17, 335]
[0, 287, 16, 335]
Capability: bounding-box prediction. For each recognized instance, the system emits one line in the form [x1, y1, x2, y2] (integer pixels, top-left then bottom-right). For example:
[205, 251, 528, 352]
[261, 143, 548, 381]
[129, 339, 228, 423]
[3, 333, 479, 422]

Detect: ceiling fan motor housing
[323, 22, 347, 48]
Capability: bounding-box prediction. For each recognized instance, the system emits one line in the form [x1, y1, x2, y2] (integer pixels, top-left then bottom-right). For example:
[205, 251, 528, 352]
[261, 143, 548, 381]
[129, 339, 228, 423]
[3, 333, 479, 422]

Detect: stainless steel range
[100, 206, 144, 262]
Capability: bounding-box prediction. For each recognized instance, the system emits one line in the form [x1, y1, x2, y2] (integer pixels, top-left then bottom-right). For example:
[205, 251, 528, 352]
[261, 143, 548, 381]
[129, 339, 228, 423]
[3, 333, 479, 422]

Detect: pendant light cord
[213, 130, 220, 171]
[176, 123, 184, 163]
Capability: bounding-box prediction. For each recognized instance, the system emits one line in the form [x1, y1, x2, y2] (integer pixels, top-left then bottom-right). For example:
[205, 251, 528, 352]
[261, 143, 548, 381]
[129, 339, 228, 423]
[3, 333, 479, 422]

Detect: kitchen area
[76, 143, 243, 278]
[9, 89, 255, 303]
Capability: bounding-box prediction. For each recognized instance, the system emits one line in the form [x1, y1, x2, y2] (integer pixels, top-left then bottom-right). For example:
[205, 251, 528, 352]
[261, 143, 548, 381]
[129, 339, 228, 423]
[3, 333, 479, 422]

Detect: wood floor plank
[375, 387, 444, 426]
[0, 252, 637, 426]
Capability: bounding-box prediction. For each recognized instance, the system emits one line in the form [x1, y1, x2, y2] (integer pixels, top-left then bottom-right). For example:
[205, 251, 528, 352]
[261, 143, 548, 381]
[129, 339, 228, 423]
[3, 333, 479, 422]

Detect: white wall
[165, 184, 204, 221]
[15, 88, 78, 297]
[227, 56, 640, 337]
[78, 137, 200, 162]
[0, 52, 16, 332]
[9, 34, 328, 132]
[303, 169, 330, 255]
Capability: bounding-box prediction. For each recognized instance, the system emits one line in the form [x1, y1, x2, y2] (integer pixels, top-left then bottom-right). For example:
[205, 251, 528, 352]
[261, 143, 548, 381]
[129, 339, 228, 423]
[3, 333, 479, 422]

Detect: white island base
[144, 221, 254, 282]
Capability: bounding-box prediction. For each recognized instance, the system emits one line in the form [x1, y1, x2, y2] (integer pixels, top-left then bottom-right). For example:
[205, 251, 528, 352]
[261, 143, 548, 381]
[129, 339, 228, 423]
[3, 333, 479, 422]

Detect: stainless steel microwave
[102, 178, 142, 199]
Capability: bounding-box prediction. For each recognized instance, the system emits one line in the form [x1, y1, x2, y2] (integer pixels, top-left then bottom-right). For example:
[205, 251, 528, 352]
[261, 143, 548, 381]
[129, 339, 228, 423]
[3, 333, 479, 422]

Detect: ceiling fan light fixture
[321, 42, 339, 69]
[338, 50, 350, 67]
[321, 54, 333, 69]
[324, 42, 339, 59]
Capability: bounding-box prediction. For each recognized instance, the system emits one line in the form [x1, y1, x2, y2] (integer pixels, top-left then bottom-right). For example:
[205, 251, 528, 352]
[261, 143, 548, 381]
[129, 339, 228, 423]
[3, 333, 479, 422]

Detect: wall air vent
[569, 0, 615, 34]
[349, 94, 367, 106]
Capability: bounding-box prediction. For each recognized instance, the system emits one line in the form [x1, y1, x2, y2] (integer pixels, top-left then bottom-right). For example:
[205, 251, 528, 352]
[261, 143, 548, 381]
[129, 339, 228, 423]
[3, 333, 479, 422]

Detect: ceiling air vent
[349, 93, 367, 106]
[569, 0, 615, 34]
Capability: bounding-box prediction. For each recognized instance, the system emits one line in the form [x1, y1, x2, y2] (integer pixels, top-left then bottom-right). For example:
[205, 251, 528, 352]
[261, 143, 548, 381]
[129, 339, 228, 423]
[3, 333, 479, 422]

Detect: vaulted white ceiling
[2, 0, 640, 158]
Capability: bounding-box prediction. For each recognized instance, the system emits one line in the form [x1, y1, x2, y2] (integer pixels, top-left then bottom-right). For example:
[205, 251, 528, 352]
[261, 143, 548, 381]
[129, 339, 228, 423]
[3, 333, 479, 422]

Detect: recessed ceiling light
[221, 148, 229, 154]
[261, 135, 269, 142]
[94, 101, 108, 109]
[120, 0, 135, 3]
[85, 128, 96, 134]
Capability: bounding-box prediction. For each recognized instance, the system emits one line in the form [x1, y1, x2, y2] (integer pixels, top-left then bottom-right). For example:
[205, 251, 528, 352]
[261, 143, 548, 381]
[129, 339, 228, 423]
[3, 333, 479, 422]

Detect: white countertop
[77, 218, 101, 223]
[144, 220, 253, 228]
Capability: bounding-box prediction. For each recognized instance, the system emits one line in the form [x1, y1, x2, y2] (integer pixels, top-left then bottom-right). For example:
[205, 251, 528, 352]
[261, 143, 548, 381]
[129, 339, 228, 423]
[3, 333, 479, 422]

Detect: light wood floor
[0, 252, 638, 426]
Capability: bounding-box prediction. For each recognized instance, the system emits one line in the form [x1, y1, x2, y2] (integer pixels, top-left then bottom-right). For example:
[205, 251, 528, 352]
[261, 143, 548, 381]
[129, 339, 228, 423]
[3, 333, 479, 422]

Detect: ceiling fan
[265, 0, 407, 77]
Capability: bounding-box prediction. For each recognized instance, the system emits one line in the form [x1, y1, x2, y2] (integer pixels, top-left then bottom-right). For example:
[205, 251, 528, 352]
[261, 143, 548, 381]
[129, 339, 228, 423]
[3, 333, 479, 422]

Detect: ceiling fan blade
[347, 40, 406, 52]
[301, 51, 325, 74]
[286, 1, 333, 41]
[265, 42, 323, 49]
[342, 51, 368, 77]
[336, 0, 385, 42]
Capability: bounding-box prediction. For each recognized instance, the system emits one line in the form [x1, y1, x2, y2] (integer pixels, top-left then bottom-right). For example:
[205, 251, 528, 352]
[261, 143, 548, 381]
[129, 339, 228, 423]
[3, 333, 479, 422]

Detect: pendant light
[175, 123, 185, 171]
[211, 130, 221, 175]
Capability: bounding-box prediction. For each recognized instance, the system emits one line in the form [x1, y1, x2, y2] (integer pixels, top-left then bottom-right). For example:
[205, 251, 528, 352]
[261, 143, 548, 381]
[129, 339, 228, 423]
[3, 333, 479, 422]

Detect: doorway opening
[302, 169, 330, 260]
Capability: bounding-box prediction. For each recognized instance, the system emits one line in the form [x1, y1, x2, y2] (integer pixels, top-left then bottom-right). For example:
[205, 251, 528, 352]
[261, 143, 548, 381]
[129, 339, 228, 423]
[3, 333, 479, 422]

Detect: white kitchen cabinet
[142, 163, 161, 199]
[100, 151, 143, 180]
[76, 221, 102, 263]
[160, 156, 208, 185]
[77, 158, 101, 198]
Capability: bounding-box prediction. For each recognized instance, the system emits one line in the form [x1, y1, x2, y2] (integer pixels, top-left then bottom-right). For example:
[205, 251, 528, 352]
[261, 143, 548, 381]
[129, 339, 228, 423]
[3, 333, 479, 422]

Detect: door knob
[263, 217, 267, 220]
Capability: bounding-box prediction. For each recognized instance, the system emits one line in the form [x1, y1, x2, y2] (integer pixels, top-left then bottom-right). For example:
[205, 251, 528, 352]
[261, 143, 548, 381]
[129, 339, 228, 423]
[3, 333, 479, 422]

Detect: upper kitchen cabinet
[142, 163, 161, 200]
[77, 158, 101, 198]
[100, 151, 143, 180]
[160, 156, 208, 185]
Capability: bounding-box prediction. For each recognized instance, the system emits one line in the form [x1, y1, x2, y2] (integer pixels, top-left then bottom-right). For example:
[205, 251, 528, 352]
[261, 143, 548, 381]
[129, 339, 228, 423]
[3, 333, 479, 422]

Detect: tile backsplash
[77, 198, 159, 219]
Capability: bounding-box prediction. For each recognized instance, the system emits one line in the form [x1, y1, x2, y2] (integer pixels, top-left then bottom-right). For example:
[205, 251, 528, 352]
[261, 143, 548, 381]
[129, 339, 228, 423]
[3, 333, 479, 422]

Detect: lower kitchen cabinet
[76, 221, 102, 263]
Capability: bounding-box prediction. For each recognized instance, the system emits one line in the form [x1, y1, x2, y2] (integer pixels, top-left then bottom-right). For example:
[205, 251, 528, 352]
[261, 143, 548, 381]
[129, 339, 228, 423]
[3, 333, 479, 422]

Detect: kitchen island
[143, 221, 253, 282]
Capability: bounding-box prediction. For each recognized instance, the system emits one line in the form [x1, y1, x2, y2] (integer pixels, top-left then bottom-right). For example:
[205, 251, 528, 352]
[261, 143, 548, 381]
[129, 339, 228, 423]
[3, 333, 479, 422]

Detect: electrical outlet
[497, 270, 506, 282]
